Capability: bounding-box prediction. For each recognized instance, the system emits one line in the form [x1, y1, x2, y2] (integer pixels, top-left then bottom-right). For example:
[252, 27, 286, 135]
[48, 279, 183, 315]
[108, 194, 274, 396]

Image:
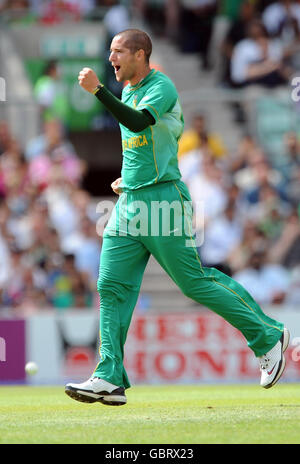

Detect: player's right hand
[111, 177, 123, 195]
[78, 67, 100, 93]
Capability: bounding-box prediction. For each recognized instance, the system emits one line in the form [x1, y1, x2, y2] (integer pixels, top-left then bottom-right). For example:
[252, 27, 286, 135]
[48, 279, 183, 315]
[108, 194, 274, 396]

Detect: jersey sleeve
[136, 77, 178, 122]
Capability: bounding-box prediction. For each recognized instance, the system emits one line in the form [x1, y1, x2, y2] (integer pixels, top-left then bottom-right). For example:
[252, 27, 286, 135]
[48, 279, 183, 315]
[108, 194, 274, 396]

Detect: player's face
[109, 35, 139, 82]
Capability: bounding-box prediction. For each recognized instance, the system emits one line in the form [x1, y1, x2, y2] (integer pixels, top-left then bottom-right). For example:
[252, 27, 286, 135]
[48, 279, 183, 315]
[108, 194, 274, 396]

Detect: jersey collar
[127, 69, 157, 92]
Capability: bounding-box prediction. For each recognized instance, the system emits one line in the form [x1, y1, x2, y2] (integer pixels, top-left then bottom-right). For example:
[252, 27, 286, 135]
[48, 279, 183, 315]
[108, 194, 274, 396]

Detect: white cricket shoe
[65, 377, 127, 406]
[259, 328, 290, 389]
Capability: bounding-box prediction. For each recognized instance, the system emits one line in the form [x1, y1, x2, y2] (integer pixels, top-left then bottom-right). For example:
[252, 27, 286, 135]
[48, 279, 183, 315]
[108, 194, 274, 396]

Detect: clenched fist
[111, 177, 123, 195]
[78, 67, 101, 93]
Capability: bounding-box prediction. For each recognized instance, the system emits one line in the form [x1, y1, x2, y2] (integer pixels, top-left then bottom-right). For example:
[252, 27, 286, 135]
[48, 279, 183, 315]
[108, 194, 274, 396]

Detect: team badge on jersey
[133, 95, 138, 108]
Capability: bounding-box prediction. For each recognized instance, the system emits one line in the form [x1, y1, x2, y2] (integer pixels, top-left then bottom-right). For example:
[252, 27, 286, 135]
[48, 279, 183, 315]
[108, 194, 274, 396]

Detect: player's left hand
[78, 67, 100, 93]
[111, 177, 123, 195]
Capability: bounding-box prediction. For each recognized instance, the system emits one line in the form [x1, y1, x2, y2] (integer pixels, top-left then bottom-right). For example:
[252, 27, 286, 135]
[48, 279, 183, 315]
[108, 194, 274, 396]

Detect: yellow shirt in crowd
[177, 129, 226, 159]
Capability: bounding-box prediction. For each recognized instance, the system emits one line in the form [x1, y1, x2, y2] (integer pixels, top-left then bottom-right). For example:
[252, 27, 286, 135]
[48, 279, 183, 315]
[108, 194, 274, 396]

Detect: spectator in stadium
[42, 174, 80, 241]
[1, 245, 27, 308]
[0, 114, 100, 311]
[0, 211, 11, 291]
[72, 217, 101, 282]
[220, 0, 257, 86]
[38, 0, 81, 24]
[101, 1, 131, 125]
[286, 164, 300, 206]
[164, 0, 180, 41]
[25, 119, 85, 187]
[50, 253, 93, 309]
[233, 146, 283, 194]
[262, 0, 300, 41]
[2, 0, 300, 317]
[0, 0, 36, 25]
[285, 265, 300, 304]
[34, 61, 68, 125]
[136, 0, 167, 37]
[134, 0, 180, 41]
[178, 112, 227, 160]
[178, 0, 218, 70]
[0, 120, 12, 156]
[230, 18, 293, 87]
[0, 137, 29, 200]
[186, 152, 228, 224]
[102, 0, 130, 40]
[227, 220, 267, 273]
[278, 131, 300, 180]
[233, 247, 291, 305]
[178, 144, 205, 184]
[58, 201, 101, 277]
[268, 207, 300, 267]
[236, 162, 290, 243]
[229, 133, 259, 174]
[200, 199, 243, 268]
[245, 161, 289, 210]
[262, 0, 300, 68]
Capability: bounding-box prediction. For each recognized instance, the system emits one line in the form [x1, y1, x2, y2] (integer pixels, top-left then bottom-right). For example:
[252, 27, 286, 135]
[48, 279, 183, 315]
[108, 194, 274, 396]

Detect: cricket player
[65, 29, 289, 406]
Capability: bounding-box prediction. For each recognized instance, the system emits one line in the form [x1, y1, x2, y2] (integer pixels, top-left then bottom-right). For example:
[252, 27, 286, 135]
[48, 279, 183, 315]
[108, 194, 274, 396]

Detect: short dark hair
[116, 29, 152, 63]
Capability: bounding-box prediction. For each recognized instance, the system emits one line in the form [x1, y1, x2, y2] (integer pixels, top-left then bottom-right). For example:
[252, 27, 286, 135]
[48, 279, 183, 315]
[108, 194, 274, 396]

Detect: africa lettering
[122, 134, 148, 150]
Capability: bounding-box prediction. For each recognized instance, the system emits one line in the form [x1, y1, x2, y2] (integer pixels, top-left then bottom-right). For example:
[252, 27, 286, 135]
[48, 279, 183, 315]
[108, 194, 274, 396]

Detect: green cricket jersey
[120, 69, 184, 190]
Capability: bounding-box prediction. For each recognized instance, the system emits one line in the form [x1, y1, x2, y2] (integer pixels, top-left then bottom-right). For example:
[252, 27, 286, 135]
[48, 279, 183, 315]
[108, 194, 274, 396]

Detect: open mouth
[114, 65, 121, 73]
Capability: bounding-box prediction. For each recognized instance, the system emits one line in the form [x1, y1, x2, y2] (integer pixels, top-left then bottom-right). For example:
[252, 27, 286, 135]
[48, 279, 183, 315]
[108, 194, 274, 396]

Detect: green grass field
[0, 384, 299, 444]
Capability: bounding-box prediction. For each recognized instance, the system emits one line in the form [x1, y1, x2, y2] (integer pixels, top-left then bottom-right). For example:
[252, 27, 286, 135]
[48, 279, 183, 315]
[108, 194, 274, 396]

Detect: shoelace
[259, 355, 271, 370]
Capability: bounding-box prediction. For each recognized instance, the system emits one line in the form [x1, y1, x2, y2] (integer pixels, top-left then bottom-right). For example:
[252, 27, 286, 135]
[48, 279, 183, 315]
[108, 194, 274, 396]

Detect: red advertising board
[124, 313, 300, 384]
[9, 310, 299, 385]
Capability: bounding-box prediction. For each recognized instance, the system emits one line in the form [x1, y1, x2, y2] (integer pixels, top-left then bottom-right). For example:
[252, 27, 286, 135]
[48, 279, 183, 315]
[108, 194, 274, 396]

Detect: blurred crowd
[0, 0, 131, 25]
[0, 0, 299, 313]
[138, 0, 300, 306]
[0, 114, 299, 313]
[3, 0, 300, 85]
[178, 112, 300, 306]
[0, 119, 101, 315]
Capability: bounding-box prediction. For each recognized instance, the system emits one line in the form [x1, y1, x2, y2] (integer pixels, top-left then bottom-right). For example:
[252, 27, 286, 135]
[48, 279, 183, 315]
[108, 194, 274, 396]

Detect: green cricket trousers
[94, 180, 284, 388]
